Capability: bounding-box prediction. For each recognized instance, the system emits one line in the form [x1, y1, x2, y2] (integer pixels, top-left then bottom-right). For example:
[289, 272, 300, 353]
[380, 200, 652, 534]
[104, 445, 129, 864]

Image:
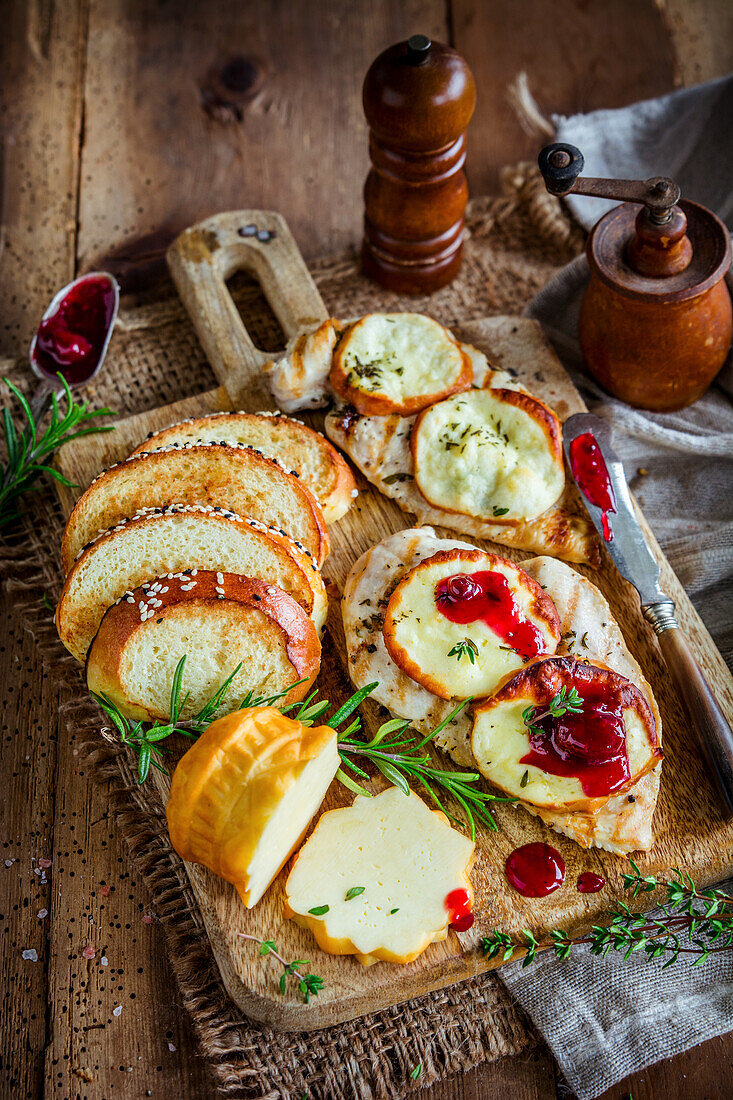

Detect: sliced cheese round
[382, 548, 560, 701]
[330, 313, 472, 416]
[471, 656, 662, 814]
[412, 388, 564, 522]
[167, 706, 339, 908]
[284, 786, 474, 966]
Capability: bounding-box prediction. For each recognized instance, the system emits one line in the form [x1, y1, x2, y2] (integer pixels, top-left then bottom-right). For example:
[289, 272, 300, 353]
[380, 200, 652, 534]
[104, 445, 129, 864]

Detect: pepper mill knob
[362, 37, 476, 294]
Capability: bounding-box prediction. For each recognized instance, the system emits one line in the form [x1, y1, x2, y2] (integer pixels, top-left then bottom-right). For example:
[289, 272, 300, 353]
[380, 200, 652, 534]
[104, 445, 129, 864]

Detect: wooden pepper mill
[362, 35, 476, 295]
[538, 143, 732, 411]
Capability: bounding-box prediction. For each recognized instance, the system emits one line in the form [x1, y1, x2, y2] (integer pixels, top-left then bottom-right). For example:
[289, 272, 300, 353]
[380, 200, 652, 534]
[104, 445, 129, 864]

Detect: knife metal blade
[562, 412, 669, 611]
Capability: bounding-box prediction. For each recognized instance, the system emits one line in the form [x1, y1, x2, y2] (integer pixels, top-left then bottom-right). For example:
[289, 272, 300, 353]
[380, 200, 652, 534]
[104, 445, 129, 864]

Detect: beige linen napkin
[498, 77, 733, 1100]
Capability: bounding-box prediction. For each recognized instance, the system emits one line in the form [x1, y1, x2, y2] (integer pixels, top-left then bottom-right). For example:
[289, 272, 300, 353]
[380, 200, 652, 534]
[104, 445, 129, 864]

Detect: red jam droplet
[435, 570, 549, 661]
[569, 431, 617, 542]
[505, 843, 565, 898]
[577, 872, 605, 894]
[444, 887, 474, 931]
[521, 675, 631, 798]
[33, 275, 116, 384]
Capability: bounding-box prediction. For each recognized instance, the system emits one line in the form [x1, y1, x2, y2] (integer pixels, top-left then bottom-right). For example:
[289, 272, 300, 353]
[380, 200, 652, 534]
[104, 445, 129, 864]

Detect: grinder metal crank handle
[537, 142, 680, 223]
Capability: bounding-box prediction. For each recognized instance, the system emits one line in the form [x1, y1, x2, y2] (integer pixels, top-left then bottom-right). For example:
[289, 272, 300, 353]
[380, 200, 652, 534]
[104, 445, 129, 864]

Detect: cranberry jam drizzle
[521, 675, 630, 798]
[577, 872, 605, 894]
[33, 275, 117, 385]
[435, 571, 548, 661]
[505, 843, 565, 898]
[569, 431, 617, 542]
[444, 887, 474, 931]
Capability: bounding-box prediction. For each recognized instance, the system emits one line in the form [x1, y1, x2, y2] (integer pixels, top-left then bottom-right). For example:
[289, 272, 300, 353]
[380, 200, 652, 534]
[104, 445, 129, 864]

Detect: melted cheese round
[412, 388, 564, 522]
[284, 786, 474, 965]
[382, 549, 560, 701]
[471, 657, 662, 813]
[330, 313, 471, 415]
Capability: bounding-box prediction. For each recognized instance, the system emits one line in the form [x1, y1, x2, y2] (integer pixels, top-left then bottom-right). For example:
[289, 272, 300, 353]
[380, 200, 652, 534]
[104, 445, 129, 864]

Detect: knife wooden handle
[657, 626, 733, 815]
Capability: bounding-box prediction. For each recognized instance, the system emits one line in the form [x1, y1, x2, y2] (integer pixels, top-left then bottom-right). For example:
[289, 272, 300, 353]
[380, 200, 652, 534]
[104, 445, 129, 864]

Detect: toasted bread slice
[130, 412, 357, 524]
[57, 505, 327, 662]
[284, 787, 474, 966]
[471, 656, 662, 814]
[412, 388, 564, 523]
[330, 313, 472, 416]
[61, 443, 329, 574]
[262, 319, 342, 412]
[383, 548, 560, 701]
[326, 405, 599, 567]
[86, 572, 321, 722]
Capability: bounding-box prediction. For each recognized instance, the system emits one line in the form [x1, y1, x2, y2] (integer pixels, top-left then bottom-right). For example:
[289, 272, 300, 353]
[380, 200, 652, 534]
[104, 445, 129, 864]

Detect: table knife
[563, 412, 733, 815]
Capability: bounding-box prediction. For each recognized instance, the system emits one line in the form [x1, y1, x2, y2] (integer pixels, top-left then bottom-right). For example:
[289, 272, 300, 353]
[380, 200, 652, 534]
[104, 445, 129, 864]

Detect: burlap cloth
[0, 170, 586, 1099]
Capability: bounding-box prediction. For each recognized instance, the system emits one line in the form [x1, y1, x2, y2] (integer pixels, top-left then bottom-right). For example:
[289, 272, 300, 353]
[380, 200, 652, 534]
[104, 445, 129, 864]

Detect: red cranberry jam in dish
[382, 548, 560, 701]
[471, 656, 662, 813]
[32, 274, 117, 385]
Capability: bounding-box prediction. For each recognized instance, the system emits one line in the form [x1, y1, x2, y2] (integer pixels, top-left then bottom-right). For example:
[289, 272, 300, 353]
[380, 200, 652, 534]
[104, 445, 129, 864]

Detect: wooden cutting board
[54, 211, 733, 1031]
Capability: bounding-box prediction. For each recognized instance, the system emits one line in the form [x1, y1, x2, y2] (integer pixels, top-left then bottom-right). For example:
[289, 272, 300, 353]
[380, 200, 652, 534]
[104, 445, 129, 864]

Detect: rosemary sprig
[1, 374, 115, 530]
[523, 686, 584, 737]
[237, 934, 324, 1003]
[91, 656, 304, 783]
[481, 861, 733, 969]
[447, 638, 478, 664]
[330, 687, 513, 840]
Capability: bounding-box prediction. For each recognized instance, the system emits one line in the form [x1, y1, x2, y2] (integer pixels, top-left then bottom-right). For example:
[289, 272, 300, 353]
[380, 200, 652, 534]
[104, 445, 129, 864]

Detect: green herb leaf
[520, 770, 530, 789]
[447, 638, 479, 664]
[308, 905, 329, 916]
[1, 374, 115, 532]
[492, 506, 510, 517]
[345, 886, 365, 901]
[410, 1062, 422, 1080]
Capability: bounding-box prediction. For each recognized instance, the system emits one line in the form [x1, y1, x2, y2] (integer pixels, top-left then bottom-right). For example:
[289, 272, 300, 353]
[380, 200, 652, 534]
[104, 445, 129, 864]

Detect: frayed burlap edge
[0, 169, 581, 1098]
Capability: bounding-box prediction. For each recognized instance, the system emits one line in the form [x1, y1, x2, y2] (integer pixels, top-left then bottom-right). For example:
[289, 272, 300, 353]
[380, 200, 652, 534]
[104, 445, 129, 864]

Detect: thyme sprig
[1, 374, 115, 530]
[523, 686, 584, 737]
[481, 861, 733, 969]
[447, 638, 478, 664]
[238, 934, 324, 1003]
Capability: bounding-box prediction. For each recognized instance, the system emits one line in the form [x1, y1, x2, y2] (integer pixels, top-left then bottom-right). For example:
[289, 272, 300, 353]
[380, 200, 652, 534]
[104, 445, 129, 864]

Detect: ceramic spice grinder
[538, 142, 732, 411]
[361, 35, 476, 294]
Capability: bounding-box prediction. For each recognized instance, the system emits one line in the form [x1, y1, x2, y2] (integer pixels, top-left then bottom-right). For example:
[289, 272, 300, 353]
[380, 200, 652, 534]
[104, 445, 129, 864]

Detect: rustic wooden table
[2, 2, 732, 1097]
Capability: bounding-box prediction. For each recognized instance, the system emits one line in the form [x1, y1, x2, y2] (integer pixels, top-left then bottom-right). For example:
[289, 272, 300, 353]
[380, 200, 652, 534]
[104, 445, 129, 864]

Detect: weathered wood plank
[452, 0, 678, 195]
[0, 617, 57, 1098]
[75, 0, 449, 287]
[0, 0, 88, 355]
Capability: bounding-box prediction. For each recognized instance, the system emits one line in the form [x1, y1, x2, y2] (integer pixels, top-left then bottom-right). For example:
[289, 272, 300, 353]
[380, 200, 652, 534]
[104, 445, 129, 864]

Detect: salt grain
[113, 1005, 122, 1017]
[22, 949, 38, 962]
[37, 909, 48, 919]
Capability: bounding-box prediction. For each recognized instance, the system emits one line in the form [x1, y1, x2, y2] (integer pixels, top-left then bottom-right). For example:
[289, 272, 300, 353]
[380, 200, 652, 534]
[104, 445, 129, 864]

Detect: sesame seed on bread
[60, 442, 329, 574]
[86, 572, 321, 722]
[56, 505, 327, 663]
[129, 411, 357, 524]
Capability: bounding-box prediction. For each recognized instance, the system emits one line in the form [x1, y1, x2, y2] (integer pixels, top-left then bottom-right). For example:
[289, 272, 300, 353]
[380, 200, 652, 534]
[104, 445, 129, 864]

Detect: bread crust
[61, 442, 330, 574]
[56, 505, 327, 663]
[129, 411, 357, 524]
[86, 572, 321, 722]
[411, 387, 563, 525]
[329, 314, 472, 416]
[382, 548, 561, 700]
[472, 655, 663, 813]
